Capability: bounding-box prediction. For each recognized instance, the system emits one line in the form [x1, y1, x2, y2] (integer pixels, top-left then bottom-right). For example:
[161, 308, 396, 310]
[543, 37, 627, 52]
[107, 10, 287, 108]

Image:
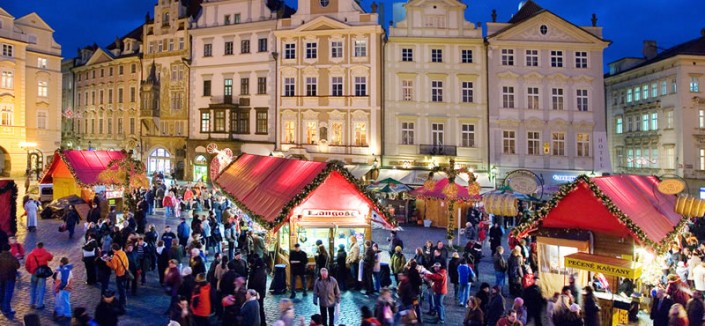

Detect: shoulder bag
[34, 256, 53, 278]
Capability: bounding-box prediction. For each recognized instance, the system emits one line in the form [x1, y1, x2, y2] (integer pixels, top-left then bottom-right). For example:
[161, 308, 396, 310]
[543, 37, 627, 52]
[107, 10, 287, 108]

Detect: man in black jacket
[522, 276, 545, 326]
[650, 288, 673, 326]
[290, 243, 308, 298]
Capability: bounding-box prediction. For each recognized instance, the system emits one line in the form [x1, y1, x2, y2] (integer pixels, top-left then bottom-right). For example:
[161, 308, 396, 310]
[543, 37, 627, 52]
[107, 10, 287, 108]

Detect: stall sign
[505, 170, 540, 195]
[564, 255, 641, 279]
[304, 210, 360, 218]
[552, 174, 577, 183]
[106, 191, 122, 199]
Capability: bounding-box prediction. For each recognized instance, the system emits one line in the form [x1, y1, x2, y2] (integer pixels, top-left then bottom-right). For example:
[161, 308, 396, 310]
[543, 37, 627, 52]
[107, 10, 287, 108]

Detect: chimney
[643, 40, 658, 60]
[370, 2, 377, 13]
[591, 13, 597, 27]
[701, 28, 705, 37]
[491, 9, 497, 23]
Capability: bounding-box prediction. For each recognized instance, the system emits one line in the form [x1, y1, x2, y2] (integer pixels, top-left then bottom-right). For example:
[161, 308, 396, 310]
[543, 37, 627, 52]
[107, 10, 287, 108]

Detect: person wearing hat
[423, 262, 448, 324]
[177, 267, 195, 304]
[290, 243, 308, 299]
[94, 289, 120, 326]
[335, 244, 348, 291]
[190, 273, 211, 324]
[390, 246, 407, 288]
[522, 275, 544, 326]
[231, 250, 248, 277]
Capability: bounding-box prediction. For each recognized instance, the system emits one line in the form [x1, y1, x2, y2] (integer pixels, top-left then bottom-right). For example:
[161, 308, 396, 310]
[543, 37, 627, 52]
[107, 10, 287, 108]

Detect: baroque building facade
[382, 0, 487, 184]
[273, 0, 384, 166]
[0, 8, 62, 178]
[486, 1, 610, 192]
[605, 33, 705, 194]
[140, 0, 195, 179]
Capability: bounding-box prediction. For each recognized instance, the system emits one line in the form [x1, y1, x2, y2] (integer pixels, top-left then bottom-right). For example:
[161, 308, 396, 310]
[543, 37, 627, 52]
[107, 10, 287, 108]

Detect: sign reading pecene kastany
[304, 210, 360, 218]
[564, 255, 641, 279]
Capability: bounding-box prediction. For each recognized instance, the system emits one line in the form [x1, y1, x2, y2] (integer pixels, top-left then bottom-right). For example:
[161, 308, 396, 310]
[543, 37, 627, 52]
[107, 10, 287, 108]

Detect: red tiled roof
[40, 150, 127, 186]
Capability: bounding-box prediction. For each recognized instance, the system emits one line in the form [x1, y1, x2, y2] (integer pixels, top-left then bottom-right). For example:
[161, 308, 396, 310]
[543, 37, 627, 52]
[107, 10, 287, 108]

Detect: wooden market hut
[410, 178, 480, 228]
[513, 175, 686, 324]
[40, 149, 128, 201]
[214, 154, 395, 287]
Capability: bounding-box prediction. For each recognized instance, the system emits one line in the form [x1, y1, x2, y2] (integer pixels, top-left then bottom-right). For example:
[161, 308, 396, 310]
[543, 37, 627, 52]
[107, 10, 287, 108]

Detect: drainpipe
[484, 36, 491, 174]
[381, 29, 387, 167]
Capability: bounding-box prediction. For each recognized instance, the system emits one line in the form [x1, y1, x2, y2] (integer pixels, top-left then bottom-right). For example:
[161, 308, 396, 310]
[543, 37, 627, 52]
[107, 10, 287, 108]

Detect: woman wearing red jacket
[190, 273, 211, 325]
[424, 262, 448, 324]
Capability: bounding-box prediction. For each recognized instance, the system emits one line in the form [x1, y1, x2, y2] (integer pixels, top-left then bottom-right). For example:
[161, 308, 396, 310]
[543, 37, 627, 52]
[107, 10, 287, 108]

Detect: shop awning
[40, 150, 128, 186]
[564, 252, 642, 279]
[344, 164, 373, 179]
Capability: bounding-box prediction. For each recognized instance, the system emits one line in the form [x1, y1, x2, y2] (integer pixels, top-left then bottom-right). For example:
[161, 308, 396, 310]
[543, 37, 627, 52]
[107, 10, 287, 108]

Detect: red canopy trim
[512, 175, 687, 253]
[215, 154, 396, 231]
[40, 149, 128, 187]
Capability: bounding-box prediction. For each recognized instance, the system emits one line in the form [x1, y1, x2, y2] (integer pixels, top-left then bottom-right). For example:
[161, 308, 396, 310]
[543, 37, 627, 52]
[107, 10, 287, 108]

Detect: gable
[84, 48, 114, 66]
[15, 12, 54, 32]
[406, 0, 467, 10]
[490, 11, 605, 45]
[295, 16, 351, 32]
[0, 7, 13, 19]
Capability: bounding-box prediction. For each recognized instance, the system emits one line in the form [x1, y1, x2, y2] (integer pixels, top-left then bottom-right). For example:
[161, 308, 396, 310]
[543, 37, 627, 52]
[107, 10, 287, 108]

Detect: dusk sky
[2, 0, 705, 70]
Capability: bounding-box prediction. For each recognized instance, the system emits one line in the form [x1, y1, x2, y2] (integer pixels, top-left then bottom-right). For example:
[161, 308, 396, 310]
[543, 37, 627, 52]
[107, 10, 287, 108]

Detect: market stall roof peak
[513, 174, 686, 252]
[215, 154, 396, 230]
[40, 149, 128, 187]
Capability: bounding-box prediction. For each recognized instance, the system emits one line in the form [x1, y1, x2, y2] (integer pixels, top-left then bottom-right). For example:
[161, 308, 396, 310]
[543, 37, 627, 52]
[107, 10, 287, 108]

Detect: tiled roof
[611, 35, 705, 76]
[508, 0, 544, 24]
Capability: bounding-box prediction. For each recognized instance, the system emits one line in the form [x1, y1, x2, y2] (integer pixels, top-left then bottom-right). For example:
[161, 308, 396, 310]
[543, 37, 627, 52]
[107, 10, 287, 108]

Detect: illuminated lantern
[442, 183, 458, 201]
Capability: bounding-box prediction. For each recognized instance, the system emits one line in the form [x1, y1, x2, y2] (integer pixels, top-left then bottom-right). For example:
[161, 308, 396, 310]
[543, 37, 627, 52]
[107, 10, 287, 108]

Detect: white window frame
[527, 131, 540, 156]
[502, 86, 515, 109]
[551, 88, 564, 110]
[284, 78, 295, 97]
[576, 89, 588, 111]
[354, 76, 367, 96]
[461, 124, 475, 147]
[502, 130, 516, 154]
[402, 80, 413, 101]
[331, 76, 343, 96]
[525, 49, 538, 67]
[306, 77, 317, 96]
[431, 123, 444, 146]
[461, 49, 473, 63]
[305, 42, 317, 59]
[331, 41, 343, 58]
[461, 82, 473, 103]
[501, 49, 514, 66]
[401, 48, 413, 62]
[551, 132, 565, 156]
[284, 43, 296, 59]
[527, 87, 539, 110]
[616, 117, 623, 134]
[431, 80, 443, 102]
[38, 81, 48, 97]
[354, 40, 367, 57]
[401, 122, 414, 145]
[576, 133, 590, 157]
[550, 50, 563, 67]
[431, 48, 443, 63]
[575, 51, 588, 68]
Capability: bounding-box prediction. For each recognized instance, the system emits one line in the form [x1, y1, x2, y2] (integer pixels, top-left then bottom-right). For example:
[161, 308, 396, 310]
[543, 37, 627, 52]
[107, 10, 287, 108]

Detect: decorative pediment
[302, 66, 319, 76]
[522, 72, 544, 81]
[302, 109, 319, 120]
[329, 66, 345, 75]
[497, 71, 520, 80]
[281, 110, 297, 119]
[280, 67, 297, 77]
[351, 110, 368, 121]
[546, 73, 569, 82]
[15, 12, 54, 32]
[329, 110, 345, 120]
[524, 118, 545, 129]
[490, 12, 606, 46]
[572, 75, 594, 83]
[350, 65, 369, 75]
[549, 118, 570, 130]
[84, 48, 113, 66]
[573, 121, 595, 132]
[295, 16, 351, 33]
[497, 119, 521, 127]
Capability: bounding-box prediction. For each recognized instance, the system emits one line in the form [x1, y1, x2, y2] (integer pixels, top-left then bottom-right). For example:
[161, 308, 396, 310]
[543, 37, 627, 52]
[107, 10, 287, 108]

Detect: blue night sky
[2, 0, 704, 70]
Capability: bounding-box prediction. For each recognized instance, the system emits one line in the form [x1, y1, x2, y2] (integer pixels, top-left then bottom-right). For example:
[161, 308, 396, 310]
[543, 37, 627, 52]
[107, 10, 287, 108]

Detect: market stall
[214, 154, 395, 288]
[411, 177, 480, 228]
[0, 180, 18, 235]
[513, 175, 686, 326]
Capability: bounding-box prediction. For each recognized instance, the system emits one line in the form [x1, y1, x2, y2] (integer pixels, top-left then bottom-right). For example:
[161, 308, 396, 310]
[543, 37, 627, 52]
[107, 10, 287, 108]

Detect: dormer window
[162, 12, 170, 27]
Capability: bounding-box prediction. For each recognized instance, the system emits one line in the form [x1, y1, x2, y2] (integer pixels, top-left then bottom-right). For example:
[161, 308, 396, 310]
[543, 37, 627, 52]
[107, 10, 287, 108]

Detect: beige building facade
[274, 0, 384, 166]
[486, 1, 610, 191]
[383, 0, 487, 180]
[605, 34, 705, 194]
[0, 8, 62, 178]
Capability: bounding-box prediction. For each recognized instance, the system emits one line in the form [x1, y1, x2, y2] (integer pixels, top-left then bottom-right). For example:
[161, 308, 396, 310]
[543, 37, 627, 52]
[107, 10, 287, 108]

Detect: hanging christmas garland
[215, 157, 398, 231]
[0, 181, 18, 235]
[511, 175, 688, 253]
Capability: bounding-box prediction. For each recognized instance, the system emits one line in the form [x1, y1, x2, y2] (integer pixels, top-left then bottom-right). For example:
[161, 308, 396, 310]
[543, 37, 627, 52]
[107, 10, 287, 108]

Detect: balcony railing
[419, 144, 457, 156]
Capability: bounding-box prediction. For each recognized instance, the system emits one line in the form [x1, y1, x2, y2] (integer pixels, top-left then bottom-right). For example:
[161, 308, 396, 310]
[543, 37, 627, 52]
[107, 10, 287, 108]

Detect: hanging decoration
[207, 143, 234, 183]
[512, 175, 689, 253]
[97, 155, 147, 212]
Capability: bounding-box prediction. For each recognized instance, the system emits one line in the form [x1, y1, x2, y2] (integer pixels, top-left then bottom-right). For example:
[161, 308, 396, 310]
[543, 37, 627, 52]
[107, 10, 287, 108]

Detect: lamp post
[19, 141, 37, 192]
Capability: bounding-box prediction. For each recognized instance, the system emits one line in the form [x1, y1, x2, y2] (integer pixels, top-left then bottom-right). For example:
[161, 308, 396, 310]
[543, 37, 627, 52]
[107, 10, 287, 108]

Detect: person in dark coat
[64, 205, 81, 239]
[335, 244, 348, 291]
[489, 222, 503, 255]
[248, 256, 267, 325]
[155, 241, 170, 285]
[87, 202, 101, 224]
[239, 289, 261, 326]
[583, 286, 601, 326]
[651, 288, 674, 326]
[94, 289, 121, 326]
[177, 267, 195, 304]
[448, 252, 461, 301]
[686, 290, 705, 326]
[388, 231, 404, 256]
[522, 277, 545, 326]
[290, 244, 308, 298]
[486, 285, 505, 326]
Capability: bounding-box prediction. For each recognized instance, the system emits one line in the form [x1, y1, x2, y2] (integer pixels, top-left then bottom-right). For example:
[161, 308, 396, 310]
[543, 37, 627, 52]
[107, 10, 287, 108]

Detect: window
[651, 148, 659, 168]
[401, 48, 413, 62]
[701, 149, 705, 170]
[258, 38, 268, 52]
[551, 88, 564, 110]
[200, 112, 210, 132]
[233, 13, 241, 24]
[661, 81, 668, 96]
[354, 122, 367, 146]
[305, 121, 317, 144]
[92, 91, 95, 105]
[38, 58, 47, 69]
[306, 77, 317, 96]
[664, 147, 675, 169]
[651, 112, 658, 130]
[119, 65, 124, 75]
[431, 80, 443, 102]
[431, 123, 444, 146]
[652, 83, 658, 97]
[461, 50, 473, 63]
[179, 37, 185, 50]
[203, 80, 211, 96]
[38, 81, 48, 97]
[257, 77, 266, 95]
[34, 110, 46, 129]
[1, 71, 13, 89]
[501, 49, 514, 66]
[224, 41, 234, 55]
[240, 78, 249, 95]
[627, 116, 633, 132]
[576, 89, 588, 111]
[92, 71, 95, 79]
[616, 117, 623, 134]
[168, 39, 174, 51]
[551, 132, 565, 156]
[626, 89, 633, 103]
[108, 89, 113, 104]
[550, 50, 563, 67]
[284, 78, 295, 97]
[643, 84, 649, 99]
[224, 14, 231, 25]
[575, 51, 588, 68]
[284, 43, 295, 59]
[503, 130, 516, 154]
[461, 124, 475, 147]
[525, 50, 538, 67]
[700, 110, 705, 128]
[577, 133, 590, 157]
[210, 111, 223, 132]
[691, 76, 700, 92]
[627, 148, 634, 168]
[666, 110, 674, 129]
[527, 87, 539, 110]
[99, 90, 103, 104]
[235, 110, 251, 134]
[461, 82, 473, 103]
[171, 91, 182, 110]
[527, 131, 540, 155]
[241, 40, 250, 54]
[331, 41, 342, 58]
[305, 42, 317, 59]
[158, 40, 164, 53]
[118, 88, 124, 103]
[328, 76, 342, 96]
[224, 78, 233, 96]
[642, 114, 649, 131]
[2, 105, 14, 126]
[401, 79, 414, 101]
[331, 122, 343, 145]
[354, 40, 367, 57]
[431, 49, 443, 63]
[99, 117, 104, 134]
[256, 111, 268, 134]
[107, 118, 113, 134]
[634, 87, 641, 101]
[401, 122, 414, 145]
[284, 121, 296, 143]
[203, 43, 212, 57]
[91, 118, 95, 134]
[502, 86, 515, 108]
[1, 44, 13, 57]
[109, 67, 113, 76]
[672, 79, 678, 93]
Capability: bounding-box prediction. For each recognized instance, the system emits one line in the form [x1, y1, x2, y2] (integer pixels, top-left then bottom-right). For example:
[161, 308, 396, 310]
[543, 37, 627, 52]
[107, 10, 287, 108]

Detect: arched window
[148, 147, 172, 174]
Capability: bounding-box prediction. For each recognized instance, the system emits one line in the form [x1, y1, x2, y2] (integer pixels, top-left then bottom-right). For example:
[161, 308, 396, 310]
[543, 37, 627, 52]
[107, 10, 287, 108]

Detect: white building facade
[382, 0, 487, 181]
[486, 1, 610, 191]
